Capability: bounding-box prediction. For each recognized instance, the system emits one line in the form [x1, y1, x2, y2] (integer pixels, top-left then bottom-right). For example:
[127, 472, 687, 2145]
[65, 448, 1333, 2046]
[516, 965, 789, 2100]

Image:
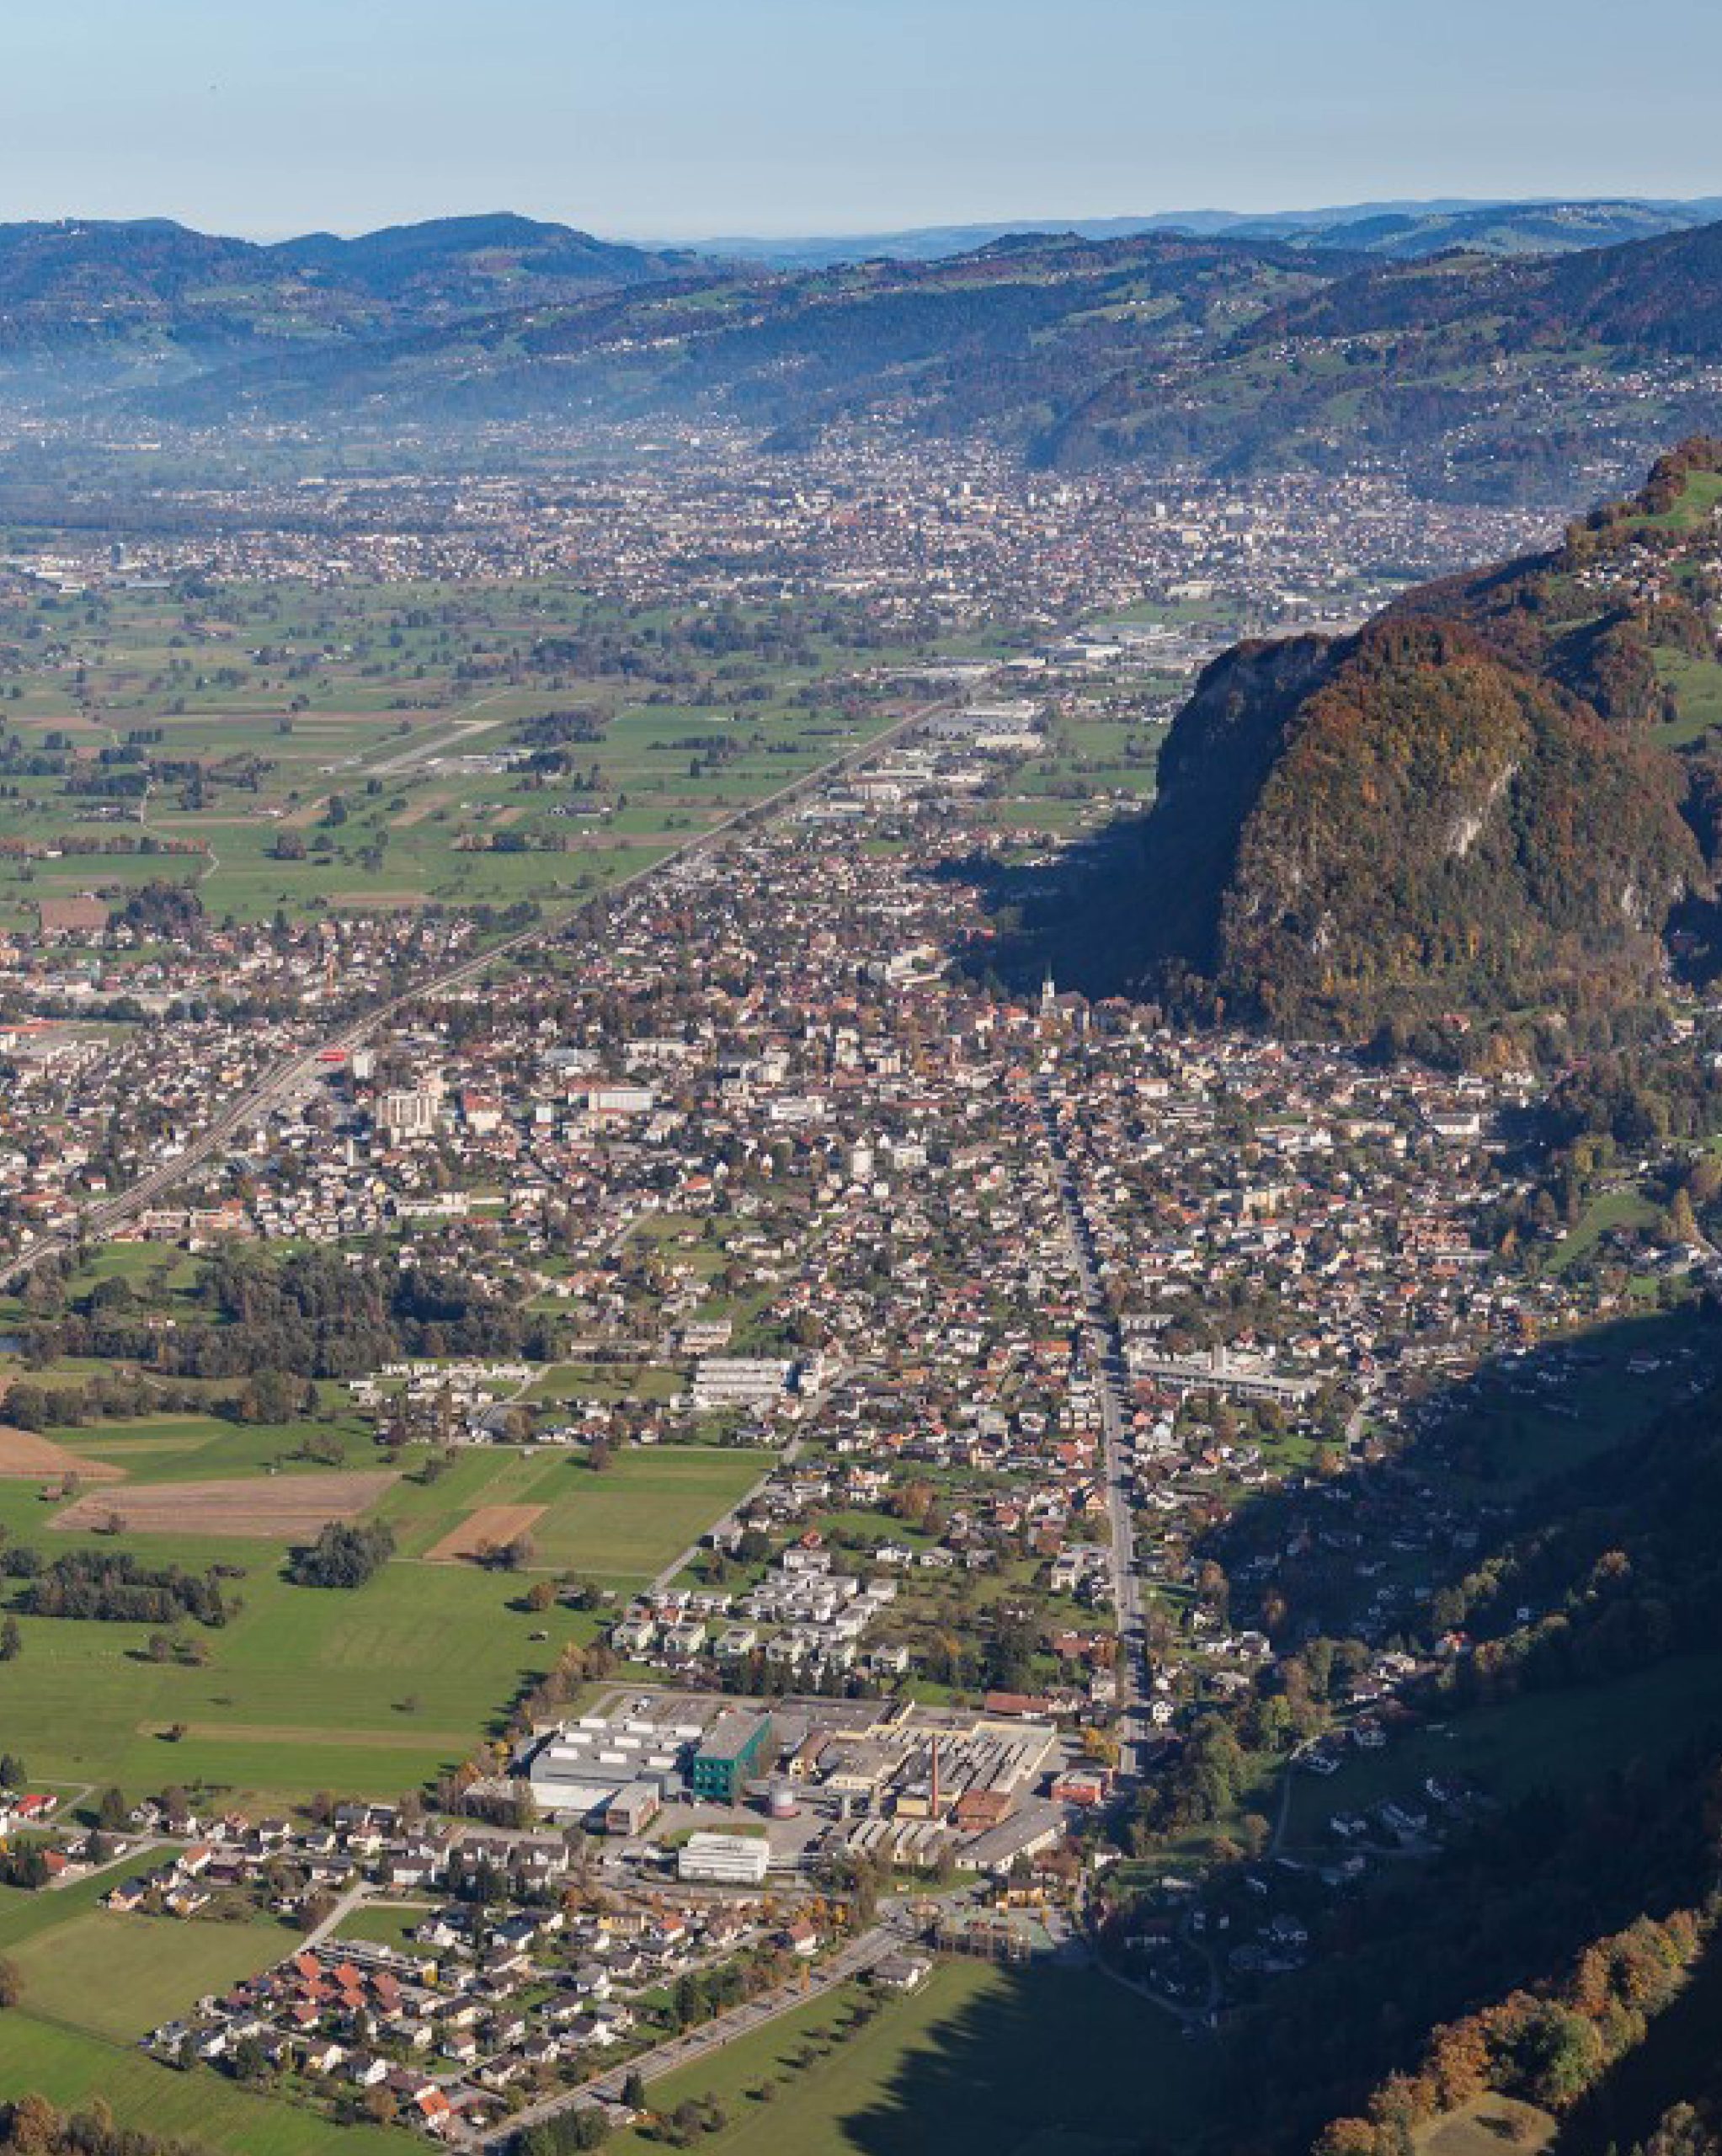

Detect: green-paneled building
[689, 1710, 773, 1803]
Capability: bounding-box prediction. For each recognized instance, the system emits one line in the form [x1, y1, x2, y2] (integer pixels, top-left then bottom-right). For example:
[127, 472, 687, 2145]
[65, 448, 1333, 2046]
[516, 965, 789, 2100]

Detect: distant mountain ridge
[1034, 215, 1722, 497]
[7, 205, 1722, 508]
[270, 212, 696, 313]
[130, 215, 1722, 503]
[691, 195, 1722, 268]
[133, 225, 1341, 435]
[1240, 215, 1722, 353]
[0, 212, 690, 365]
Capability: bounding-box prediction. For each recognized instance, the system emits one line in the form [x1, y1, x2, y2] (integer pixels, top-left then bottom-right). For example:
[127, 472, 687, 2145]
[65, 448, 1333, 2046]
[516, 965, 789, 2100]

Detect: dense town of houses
[3, 519, 1720, 2137]
[3, 698, 1708, 1691]
[0, 424, 1553, 631]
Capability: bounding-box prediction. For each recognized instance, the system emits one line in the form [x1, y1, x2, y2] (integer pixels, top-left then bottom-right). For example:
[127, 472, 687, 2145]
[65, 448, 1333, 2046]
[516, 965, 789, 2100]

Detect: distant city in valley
[4, 105, 1722, 2156]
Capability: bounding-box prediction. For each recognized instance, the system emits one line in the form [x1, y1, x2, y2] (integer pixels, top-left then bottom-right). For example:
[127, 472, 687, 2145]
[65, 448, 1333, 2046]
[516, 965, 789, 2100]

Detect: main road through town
[1037, 1072, 1150, 1787]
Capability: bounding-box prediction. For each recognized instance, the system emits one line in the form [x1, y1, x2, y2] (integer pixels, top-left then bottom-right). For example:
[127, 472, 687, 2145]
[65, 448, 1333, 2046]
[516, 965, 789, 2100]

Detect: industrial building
[676, 1832, 771, 1886]
[525, 1708, 700, 1822]
[688, 1710, 773, 1804]
[602, 1781, 664, 1837]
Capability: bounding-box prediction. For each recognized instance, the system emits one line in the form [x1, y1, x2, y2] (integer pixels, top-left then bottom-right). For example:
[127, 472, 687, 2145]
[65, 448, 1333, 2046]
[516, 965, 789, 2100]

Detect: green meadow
[610, 1959, 1210, 2156]
[0, 2018, 415, 2155]
[9, 1908, 291, 2042]
[0, 1868, 419, 2152]
[0, 1423, 760, 1806]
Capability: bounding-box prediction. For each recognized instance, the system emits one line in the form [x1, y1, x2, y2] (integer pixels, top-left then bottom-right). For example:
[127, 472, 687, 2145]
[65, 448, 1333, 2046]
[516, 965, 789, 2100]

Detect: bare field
[426, 1503, 546, 1562]
[0, 1426, 125, 1482]
[52, 1469, 398, 1538]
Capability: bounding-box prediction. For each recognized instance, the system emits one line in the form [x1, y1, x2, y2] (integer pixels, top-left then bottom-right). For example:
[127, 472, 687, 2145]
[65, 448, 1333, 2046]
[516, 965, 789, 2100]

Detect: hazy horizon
[5, 0, 1721, 242]
[8, 188, 1721, 251]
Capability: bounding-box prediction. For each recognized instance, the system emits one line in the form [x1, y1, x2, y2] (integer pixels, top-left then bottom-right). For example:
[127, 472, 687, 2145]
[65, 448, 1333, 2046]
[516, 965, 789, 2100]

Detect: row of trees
[0, 1374, 210, 1433]
[13, 1550, 232, 1628]
[513, 2112, 611, 2154]
[0, 2095, 217, 2156]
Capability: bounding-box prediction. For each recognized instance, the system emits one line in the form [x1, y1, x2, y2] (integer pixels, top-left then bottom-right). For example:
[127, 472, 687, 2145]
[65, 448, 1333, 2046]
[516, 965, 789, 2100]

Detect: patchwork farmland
[0, 1409, 760, 1806]
[0, 575, 920, 930]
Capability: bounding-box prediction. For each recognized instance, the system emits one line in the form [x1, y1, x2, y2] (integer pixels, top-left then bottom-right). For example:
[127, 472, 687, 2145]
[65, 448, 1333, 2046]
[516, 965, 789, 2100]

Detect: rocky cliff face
[1196, 619, 1698, 1031]
[1033, 448, 1722, 1039]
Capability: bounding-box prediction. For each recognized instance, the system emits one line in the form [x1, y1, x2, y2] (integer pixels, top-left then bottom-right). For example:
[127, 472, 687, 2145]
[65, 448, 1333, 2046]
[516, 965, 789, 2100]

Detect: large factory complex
[517, 1689, 1092, 1877]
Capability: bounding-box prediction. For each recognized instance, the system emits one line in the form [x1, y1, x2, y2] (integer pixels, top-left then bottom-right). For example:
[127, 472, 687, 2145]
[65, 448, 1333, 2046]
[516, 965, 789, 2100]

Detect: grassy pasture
[1414, 2097, 1554, 2155]
[10, 1908, 291, 2041]
[0, 1869, 416, 2151]
[0, 2014, 414, 2153]
[1652, 648, 1722, 748]
[0, 1433, 760, 1805]
[608, 1959, 1209, 2156]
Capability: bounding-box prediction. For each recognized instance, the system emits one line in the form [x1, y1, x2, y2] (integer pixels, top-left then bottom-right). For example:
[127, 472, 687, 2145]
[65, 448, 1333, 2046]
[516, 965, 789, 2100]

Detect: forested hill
[1007, 442, 1722, 1052]
[1277, 1335, 1722, 2156]
[135, 226, 1341, 434]
[0, 213, 688, 371]
[1007, 219, 1722, 499]
[9, 212, 1722, 504]
[1238, 213, 1722, 355]
[133, 218, 1722, 504]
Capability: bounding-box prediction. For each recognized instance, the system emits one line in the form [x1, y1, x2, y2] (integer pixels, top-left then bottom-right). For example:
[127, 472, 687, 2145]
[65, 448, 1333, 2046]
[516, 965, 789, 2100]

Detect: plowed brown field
[52, 1469, 397, 1538]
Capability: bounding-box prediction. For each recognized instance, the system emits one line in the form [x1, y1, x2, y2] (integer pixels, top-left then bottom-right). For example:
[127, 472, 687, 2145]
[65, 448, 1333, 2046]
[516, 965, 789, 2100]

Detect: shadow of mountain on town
[1167, 1299, 1722, 2140]
[1199, 1303, 1721, 1645]
[928, 812, 1173, 1005]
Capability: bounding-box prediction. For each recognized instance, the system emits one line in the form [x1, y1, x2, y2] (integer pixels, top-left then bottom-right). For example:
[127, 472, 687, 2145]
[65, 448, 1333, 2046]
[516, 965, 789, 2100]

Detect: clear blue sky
[7, 0, 1720, 240]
